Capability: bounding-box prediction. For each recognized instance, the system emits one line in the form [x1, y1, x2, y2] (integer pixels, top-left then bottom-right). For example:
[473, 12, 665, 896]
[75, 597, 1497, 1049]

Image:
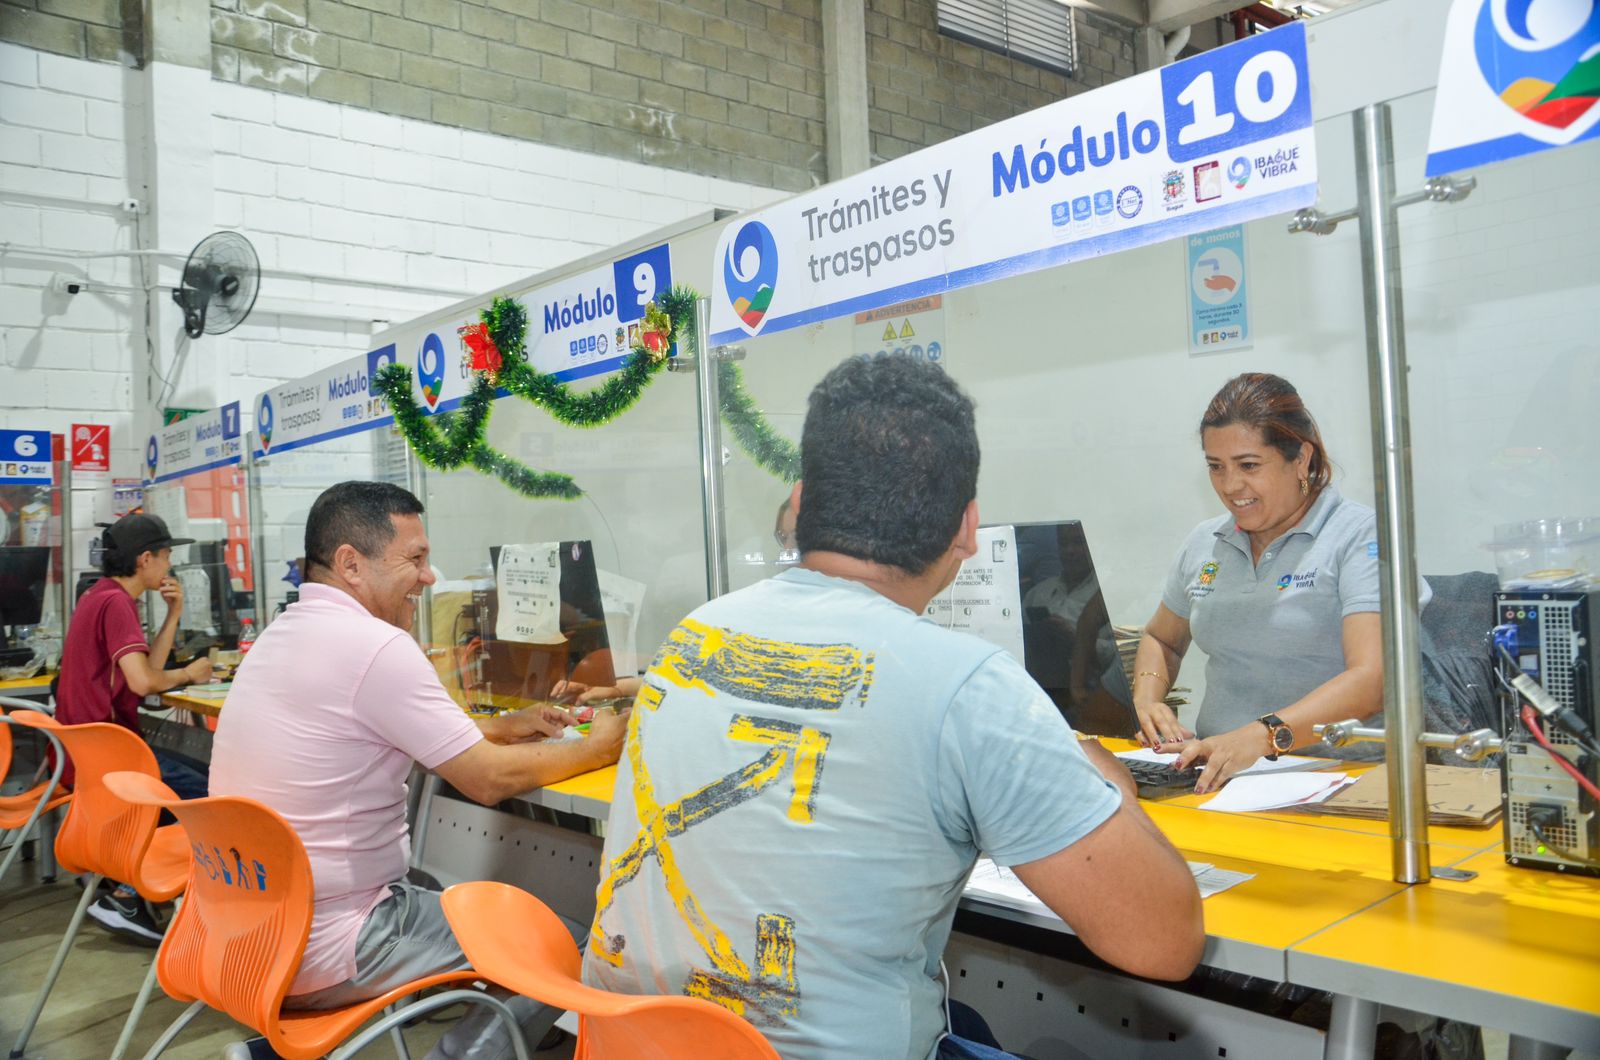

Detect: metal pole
[58, 457, 74, 623]
[406, 443, 433, 650]
[693, 298, 729, 601]
[1353, 103, 1431, 884]
[244, 435, 266, 626]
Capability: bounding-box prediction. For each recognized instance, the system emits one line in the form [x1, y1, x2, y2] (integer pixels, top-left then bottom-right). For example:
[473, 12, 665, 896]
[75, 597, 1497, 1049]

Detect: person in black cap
[57, 511, 213, 944]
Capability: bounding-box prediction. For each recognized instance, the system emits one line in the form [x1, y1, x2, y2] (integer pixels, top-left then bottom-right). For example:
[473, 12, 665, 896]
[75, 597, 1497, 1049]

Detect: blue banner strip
[143, 452, 242, 486]
[251, 353, 649, 460]
[712, 184, 1315, 346]
[1425, 127, 1600, 177]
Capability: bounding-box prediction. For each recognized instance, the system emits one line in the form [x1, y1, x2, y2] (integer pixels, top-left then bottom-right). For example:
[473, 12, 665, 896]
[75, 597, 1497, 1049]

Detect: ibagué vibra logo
[258, 394, 274, 452]
[417, 333, 446, 411]
[1473, 0, 1600, 142]
[723, 220, 779, 335]
[144, 435, 159, 479]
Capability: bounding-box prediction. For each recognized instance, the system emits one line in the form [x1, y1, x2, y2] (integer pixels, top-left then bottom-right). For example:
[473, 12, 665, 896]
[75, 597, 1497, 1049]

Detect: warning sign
[853, 296, 946, 366]
[72, 423, 111, 480]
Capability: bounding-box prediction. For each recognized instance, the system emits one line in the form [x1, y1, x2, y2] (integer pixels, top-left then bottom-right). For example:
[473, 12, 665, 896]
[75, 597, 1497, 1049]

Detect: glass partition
[0, 446, 70, 678]
[716, 105, 1370, 742]
[252, 425, 410, 627]
[1390, 87, 1600, 742]
[386, 219, 725, 717]
[140, 463, 257, 661]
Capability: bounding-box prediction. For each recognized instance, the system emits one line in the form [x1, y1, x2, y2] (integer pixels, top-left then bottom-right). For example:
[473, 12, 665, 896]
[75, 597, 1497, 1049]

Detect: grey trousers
[286, 880, 583, 1060]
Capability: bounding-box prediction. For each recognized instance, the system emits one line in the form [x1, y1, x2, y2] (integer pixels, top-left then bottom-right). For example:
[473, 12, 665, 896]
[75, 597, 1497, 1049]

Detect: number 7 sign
[72, 423, 111, 474]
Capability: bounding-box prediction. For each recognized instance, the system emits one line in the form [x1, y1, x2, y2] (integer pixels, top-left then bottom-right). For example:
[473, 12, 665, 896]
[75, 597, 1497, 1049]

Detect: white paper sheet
[924, 525, 1026, 664]
[495, 543, 565, 644]
[963, 856, 1253, 918]
[1198, 772, 1355, 813]
[1115, 748, 1336, 778]
[597, 568, 646, 676]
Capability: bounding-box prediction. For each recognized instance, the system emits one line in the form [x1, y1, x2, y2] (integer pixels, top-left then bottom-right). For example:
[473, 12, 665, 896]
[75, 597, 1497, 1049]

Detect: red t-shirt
[56, 578, 150, 787]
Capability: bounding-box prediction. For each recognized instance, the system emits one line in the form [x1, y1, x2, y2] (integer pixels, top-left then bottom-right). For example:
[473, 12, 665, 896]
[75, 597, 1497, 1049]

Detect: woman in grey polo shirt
[1131, 373, 1388, 794]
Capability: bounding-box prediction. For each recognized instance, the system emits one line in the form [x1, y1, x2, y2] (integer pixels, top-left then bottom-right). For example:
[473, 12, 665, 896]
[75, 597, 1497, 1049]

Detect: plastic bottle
[238, 617, 257, 656]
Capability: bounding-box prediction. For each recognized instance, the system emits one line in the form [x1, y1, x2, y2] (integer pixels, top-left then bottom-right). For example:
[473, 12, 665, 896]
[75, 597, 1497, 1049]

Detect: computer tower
[1496, 590, 1600, 876]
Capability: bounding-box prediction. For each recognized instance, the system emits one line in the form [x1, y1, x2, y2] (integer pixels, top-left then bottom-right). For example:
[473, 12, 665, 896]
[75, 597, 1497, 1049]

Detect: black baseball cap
[100, 513, 195, 558]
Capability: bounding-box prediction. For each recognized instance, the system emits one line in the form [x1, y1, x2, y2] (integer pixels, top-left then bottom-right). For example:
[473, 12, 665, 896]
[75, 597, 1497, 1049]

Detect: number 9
[633, 262, 656, 308]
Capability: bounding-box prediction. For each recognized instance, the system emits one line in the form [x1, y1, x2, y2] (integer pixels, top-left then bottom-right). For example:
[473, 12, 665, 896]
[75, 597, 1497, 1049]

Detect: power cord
[1526, 806, 1600, 870]
[1494, 640, 1600, 758]
[1520, 705, 1600, 803]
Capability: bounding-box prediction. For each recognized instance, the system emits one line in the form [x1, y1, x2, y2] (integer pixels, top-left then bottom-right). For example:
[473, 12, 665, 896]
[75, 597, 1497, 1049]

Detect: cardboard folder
[1293, 763, 1502, 828]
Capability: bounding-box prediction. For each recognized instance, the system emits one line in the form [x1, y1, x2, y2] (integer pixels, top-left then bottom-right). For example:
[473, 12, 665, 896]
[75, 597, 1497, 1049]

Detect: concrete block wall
[206, 0, 831, 192]
[865, 0, 1137, 163]
[0, 0, 136, 64]
[2, 44, 778, 579]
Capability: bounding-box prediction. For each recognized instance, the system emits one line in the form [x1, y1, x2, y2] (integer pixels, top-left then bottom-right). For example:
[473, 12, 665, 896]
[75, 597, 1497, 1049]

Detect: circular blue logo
[1473, 0, 1600, 140]
[418, 333, 446, 410]
[1115, 185, 1143, 219]
[722, 221, 779, 336]
[145, 435, 159, 477]
[258, 394, 275, 451]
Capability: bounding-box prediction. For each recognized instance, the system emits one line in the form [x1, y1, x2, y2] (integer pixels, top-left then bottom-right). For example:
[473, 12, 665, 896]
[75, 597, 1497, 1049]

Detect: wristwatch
[1258, 714, 1294, 760]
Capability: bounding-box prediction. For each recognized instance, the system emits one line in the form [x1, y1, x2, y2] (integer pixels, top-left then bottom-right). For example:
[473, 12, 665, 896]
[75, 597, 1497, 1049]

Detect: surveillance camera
[50, 274, 84, 296]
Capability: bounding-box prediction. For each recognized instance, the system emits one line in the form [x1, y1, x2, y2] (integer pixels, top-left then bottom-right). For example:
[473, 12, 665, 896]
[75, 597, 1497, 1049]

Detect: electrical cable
[1521, 705, 1600, 803]
[1497, 644, 1600, 753]
[1529, 820, 1600, 870]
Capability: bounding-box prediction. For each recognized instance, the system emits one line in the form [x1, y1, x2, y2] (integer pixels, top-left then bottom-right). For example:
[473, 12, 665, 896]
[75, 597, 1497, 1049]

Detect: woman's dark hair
[796, 354, 979, 576]
[1200, 373, 1332, 495]
[304, 481, 425, 575]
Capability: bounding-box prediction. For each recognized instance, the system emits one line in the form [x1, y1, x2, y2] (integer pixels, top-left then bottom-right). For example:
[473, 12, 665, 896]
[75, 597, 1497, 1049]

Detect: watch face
[1272, 726, 1294, 751]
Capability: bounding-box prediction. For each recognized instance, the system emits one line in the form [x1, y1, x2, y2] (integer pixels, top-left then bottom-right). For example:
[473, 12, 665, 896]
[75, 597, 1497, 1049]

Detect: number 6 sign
[0, 429, 54, 485]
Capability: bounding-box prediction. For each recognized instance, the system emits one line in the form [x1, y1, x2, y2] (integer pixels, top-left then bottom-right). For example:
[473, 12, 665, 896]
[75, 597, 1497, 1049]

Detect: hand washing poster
[1186, 225, 1251, 355]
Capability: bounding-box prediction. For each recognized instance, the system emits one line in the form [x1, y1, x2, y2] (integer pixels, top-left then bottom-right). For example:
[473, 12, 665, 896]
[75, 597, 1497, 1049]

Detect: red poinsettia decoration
[458, 322, 502, 375]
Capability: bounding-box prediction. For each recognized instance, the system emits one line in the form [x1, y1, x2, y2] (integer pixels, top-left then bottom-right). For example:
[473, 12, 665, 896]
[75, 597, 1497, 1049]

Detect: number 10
[1174, 50, 1298, 146]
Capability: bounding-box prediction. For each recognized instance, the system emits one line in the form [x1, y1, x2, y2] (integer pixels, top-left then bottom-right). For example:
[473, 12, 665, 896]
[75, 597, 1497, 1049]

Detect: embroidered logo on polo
[1189, 560, 1219, 599]
[1198, 561, 1218, 586]
[1278, 567, 1318, 591]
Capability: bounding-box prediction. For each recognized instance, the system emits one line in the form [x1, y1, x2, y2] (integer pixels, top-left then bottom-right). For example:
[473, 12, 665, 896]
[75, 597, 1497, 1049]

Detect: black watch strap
[1258, 714, 1287, 760]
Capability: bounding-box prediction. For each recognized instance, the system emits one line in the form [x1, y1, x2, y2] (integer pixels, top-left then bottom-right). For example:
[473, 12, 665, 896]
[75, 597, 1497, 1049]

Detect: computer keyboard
[1124, 758, 1203, 800]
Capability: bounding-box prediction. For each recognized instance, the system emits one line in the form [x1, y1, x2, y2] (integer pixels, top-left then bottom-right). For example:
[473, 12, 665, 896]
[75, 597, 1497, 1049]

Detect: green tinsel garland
[718, 360, 801, 483]
[379, 287, 700, 498]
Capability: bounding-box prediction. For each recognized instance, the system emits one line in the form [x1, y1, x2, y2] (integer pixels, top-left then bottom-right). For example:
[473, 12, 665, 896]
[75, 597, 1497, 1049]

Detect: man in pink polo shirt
[211, 481, 626, 1059]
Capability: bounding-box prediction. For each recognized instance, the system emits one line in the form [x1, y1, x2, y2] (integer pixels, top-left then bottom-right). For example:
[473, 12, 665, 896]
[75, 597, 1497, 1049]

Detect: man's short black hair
[796, 354, 979, 576]
[305, 481, 425, 574]
[100, 549, 139, 578]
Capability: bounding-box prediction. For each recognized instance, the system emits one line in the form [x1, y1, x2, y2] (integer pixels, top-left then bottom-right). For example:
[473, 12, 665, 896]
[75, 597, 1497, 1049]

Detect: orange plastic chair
[6, 713, 192, 1060]
[0, 697, 70, 886]
[100, 771, 533, 1060]
[441, 881, 781, 1059]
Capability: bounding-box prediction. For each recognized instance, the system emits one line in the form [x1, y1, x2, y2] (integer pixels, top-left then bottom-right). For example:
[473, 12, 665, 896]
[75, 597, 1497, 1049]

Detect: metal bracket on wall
[666, 343, 746, 372]
[1286, 174, 1477, 236]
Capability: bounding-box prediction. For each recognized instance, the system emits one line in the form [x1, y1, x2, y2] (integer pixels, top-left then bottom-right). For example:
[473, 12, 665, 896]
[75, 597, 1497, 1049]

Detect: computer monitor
[450, 541, 614, 708]
[1013, 522, 1138, 738]
[0, 545, 50, 648]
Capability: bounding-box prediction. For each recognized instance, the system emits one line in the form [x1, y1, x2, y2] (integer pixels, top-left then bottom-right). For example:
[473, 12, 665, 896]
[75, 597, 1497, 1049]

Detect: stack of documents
[1198, 772, 1355, 813]
[964, 857, 1252, 920]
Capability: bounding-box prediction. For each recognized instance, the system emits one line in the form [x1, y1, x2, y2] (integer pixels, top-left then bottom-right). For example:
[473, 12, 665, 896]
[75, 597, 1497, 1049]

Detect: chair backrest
[9, 714, 162, 879]
[103, 771, 315, 1040]
[441, 882, 778, 1060]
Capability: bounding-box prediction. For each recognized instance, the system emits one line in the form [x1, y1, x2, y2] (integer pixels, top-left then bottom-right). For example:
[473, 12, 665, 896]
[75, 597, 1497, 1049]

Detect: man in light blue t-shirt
[583, 355, 1203, 1059]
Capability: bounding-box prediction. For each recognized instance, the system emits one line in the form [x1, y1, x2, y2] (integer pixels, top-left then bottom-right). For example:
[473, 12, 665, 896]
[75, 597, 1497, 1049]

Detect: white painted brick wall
[3, 47, 780, 575]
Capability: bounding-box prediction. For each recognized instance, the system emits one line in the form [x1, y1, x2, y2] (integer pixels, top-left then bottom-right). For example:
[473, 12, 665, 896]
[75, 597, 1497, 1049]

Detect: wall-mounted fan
[171, 231, 260, 339]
